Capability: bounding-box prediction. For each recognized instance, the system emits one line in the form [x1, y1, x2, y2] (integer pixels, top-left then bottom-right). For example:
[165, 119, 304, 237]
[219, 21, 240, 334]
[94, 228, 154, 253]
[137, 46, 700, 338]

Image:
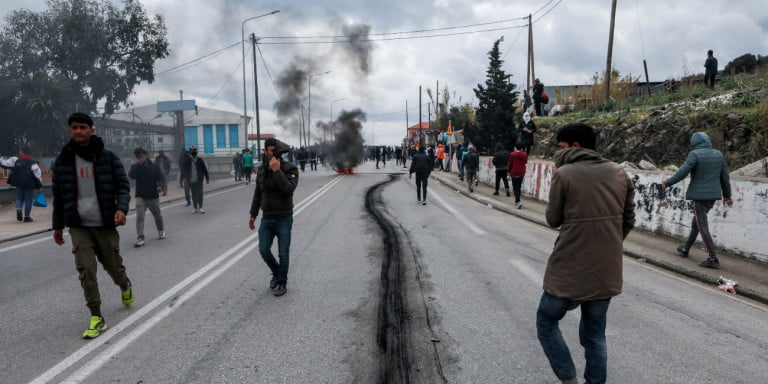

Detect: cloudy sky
[2, 0, 767, 146]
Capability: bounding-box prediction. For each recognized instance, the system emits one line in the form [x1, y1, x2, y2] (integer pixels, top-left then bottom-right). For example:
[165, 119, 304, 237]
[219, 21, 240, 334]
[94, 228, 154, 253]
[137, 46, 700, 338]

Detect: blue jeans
[258, 217, 293, 283]
[536, 291, 611, 384]
[16, 187, 34, 217]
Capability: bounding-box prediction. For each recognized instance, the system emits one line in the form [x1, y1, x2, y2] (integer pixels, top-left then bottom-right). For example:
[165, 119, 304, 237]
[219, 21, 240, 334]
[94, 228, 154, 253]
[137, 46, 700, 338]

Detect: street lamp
[242, 10, 280, 147]
[329, 97, 346, 142]
[307, 70, 330, 144]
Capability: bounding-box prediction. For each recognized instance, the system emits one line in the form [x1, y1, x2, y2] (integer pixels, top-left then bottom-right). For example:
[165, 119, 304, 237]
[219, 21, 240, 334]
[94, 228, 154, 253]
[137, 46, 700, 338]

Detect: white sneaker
[192, 208, 198, 213]
[134, 238, 145, 247]
[199, 208, 206, 214]
[422, 200, 427, 206]
[158, 231, 166, 239]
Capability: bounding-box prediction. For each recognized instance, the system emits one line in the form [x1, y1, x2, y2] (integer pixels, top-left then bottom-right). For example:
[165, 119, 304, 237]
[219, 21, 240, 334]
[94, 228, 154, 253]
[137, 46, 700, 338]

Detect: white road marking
[29, 176, 343, 384]
[428, 190, 486, 235]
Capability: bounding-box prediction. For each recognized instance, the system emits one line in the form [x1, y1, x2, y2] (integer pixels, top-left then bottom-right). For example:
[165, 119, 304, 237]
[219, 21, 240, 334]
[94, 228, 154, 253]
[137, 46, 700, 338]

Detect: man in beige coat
[537, 123, 636, 384]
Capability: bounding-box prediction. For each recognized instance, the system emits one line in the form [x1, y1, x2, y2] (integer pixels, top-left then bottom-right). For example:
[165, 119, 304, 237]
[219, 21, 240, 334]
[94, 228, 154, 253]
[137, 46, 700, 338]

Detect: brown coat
[544, 148, 636, 301]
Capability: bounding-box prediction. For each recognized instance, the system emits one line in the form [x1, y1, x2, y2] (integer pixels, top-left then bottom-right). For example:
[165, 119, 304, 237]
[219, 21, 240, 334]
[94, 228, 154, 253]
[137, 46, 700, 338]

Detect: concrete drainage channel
[365, 174, 448, 384]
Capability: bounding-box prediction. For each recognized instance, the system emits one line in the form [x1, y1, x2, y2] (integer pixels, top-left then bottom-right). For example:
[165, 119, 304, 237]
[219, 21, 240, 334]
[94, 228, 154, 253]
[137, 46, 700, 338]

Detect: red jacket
[508, 151, 528, 177]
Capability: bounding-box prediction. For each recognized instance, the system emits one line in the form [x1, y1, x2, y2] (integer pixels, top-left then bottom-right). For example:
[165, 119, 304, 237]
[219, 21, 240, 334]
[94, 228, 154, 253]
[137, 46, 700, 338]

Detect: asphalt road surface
[1, 162, 766, 384]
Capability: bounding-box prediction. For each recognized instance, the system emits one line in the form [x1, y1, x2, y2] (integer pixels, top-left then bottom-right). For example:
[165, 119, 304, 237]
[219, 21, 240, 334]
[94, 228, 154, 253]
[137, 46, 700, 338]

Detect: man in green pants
[52, 112, 134, 339]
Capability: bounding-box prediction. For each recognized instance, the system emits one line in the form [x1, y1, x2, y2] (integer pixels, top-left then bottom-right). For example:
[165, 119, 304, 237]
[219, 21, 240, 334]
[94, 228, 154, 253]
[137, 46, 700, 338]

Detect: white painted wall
[464, 156, 768, 262]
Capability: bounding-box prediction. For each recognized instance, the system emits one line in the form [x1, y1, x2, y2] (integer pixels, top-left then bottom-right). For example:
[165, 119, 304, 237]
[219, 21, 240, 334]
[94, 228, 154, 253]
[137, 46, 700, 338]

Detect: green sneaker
[121, 282, 134, 307]
[82, 316, 107, 339]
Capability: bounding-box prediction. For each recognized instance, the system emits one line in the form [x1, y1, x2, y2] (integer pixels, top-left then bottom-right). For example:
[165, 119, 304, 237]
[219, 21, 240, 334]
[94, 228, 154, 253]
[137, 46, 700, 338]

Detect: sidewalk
[430, 170, 768, 306]
[0, 177, 245, 244]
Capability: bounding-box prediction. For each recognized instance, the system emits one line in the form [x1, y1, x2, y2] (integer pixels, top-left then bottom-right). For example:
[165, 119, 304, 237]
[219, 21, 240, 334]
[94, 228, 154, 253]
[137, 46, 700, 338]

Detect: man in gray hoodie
[662, 132, 732, 269]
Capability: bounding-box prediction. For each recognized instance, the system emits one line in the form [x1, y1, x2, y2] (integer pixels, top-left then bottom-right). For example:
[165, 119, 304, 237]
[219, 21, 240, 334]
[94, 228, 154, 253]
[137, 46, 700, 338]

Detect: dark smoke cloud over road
[328, 109, 366, 171]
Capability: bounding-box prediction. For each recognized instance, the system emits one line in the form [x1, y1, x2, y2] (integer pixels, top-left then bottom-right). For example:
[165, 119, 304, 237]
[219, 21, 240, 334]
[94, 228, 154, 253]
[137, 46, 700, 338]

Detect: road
[0, 162, 766, 384]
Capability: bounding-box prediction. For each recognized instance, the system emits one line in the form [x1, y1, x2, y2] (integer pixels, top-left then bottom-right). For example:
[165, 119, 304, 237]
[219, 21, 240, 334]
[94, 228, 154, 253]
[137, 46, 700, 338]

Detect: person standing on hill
[533, 79, 545, 117]
[518, 112, 537, 155]
[1, 145, 43, 222]
[662, 132, 732, 269]
[704, 50, 718, 88]
[492, 143, 510, 196]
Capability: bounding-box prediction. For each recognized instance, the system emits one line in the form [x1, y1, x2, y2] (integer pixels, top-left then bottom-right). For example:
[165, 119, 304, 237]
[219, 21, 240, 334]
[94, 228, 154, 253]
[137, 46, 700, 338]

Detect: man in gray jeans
[129, 148, 166, 247]
[662, 132, 732, 269]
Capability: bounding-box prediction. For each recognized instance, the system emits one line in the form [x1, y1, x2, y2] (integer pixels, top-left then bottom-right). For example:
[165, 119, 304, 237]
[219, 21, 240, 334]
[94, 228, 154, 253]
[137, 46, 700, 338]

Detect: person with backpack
[1, 145, 43, 222]
[533, 78, 546, 117]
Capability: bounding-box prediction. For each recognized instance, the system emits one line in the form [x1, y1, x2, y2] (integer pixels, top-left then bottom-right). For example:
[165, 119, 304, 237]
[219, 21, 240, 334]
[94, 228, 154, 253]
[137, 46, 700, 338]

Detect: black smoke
[340, 24, 372, 76]
[273, 57, 314, 129]
[328, 109, 366, 170]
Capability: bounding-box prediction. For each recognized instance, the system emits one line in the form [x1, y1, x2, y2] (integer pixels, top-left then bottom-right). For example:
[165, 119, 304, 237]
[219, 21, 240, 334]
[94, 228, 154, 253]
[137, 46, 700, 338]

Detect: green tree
[723, 53, 758, 75]
[472, 38, 519, 153]
[0, 0, 169, 115]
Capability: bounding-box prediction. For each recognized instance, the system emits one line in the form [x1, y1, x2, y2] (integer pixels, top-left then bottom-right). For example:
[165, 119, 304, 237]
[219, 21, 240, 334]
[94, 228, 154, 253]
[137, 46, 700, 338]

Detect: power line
[209, 45, 246, 102]
[255, 43, 279, 98]
[534, 0, 564, 23]
[155, 40, 241, 77]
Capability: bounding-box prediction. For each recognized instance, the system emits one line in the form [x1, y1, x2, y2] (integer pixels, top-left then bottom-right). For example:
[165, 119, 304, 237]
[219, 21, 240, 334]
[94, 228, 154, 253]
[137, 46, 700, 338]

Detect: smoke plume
[328, 109, 366, 170]
[273, 57, 314, 128]
[339, 24, 373, 76]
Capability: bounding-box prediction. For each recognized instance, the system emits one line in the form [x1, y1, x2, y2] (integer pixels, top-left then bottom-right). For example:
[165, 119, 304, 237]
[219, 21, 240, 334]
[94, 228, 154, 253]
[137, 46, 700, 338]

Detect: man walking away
[409, 148, 432, 205]
[456, 144, 465, 181]
[492, 143, 510, 196]
[233, 151, 243, 181]
[309, 148, 318, 171]
[395, 146, 403, 167]
[52, 112, 134, 339]
[154, 150, 171, 196]
[129, 148, 165, 247]
[242, 148, 254, 184]
[662, 132, 731, 269]
[508, 145, 528, 208]
[537, 123, 635, 384]
[249, 138, 299, 297]
[704, 50, 718, 88]
[463, 145, 479, 193]
[296, 147, 308, 172]
[1, 145, 43, 222]
[180, 145, 209, 214]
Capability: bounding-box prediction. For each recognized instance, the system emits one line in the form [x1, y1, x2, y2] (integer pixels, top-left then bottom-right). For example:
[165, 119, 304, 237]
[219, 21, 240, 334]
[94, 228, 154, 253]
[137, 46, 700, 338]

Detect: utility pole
[605, 0, 618, 103]
[418, 86, 422, 149]
[177, 90, 185, 152]
[251, 34, 262, 156]
[405, 99, 409, 145]
[528, 14, 535, 91]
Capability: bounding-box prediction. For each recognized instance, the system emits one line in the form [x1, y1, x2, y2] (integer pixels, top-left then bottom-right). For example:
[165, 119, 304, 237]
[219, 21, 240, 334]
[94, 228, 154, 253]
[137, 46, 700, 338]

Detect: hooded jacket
[492, 144, 510, 171]
[436, 144, 445, 160]
[544, 147, 636, 301]
[250, 139, 299, 219]
[409, 151, 433, 176]
[508, 150, 528, 177]
[663, 132, 731, 201]
[463, 149, 479, 172]
[52, 136, 130, 230]
[180, 153, 209, 183]
[128, 159, 165, 200]
[518, 119, 537, 146]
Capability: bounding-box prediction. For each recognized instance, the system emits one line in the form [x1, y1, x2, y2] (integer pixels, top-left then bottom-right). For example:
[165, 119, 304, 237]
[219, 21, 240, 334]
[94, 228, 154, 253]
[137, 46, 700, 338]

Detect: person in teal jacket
[662, 132, 732, 269]
[242, 148, 254, 185]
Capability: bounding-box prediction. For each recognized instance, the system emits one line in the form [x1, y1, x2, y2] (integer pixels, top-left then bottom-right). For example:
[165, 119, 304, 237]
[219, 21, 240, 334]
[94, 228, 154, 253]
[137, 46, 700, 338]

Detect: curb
[430, 173, 768, 306]
[0, 181, 245, 245]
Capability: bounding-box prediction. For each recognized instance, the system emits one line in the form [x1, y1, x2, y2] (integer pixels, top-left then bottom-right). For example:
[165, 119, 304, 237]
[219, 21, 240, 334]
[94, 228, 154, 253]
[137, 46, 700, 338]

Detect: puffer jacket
[52, 136, 130, 230]
[663, 132, 731, 200]
[544, 147, 636, 301]
[492, 144, 509, 171]
[250, 139, 299, 219]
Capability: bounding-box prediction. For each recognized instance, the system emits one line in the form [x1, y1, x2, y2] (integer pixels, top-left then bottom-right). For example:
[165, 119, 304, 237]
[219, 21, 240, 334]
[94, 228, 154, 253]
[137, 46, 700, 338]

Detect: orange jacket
[437, 145, 445, 159]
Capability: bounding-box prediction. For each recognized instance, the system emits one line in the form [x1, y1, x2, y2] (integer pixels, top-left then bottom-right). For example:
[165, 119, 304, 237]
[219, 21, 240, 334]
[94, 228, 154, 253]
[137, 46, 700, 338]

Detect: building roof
[110, 104, 248, 127]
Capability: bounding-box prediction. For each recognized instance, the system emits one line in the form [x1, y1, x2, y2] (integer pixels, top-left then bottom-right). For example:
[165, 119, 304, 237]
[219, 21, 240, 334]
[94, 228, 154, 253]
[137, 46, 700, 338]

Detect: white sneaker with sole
[158, 231, 166, 239]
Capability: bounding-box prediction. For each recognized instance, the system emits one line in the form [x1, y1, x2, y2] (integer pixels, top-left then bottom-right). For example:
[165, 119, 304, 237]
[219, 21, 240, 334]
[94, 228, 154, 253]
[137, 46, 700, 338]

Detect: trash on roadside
[716, 276, 738, 294]
[487, 203, 493, 209]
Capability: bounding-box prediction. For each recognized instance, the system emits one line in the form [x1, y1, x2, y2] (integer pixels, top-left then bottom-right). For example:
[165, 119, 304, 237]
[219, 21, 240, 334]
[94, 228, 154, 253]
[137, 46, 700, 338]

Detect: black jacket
[492, 144, 510, 171]
[250, 140, 300, 219]
[180, 155, 209, 183]
[518, 120, 537, 146]
[52, 136, 130, 230]
[409, 152, 432, 176]
[463, 151, 480, 172]
[533, 83, 544, 101]
[129, 160, 165, 200]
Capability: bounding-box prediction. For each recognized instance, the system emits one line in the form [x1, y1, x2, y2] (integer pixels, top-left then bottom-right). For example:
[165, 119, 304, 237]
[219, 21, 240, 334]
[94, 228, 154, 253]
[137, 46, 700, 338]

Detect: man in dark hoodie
[180, 145, 210, 214]
[249, 138, 299, 297]
[537, 123, 635, 384]
[129, 147, 166, 247]
[662, 132, 732, 269]
[52, 112, 134, 339]
[409, 147, 432, 205]
[462, 145, 479, 192]
[492, 143, 510, 196]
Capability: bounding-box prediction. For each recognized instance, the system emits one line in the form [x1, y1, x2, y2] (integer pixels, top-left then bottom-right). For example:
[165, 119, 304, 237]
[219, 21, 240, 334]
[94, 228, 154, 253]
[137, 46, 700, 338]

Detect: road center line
[29, 175, 343, 384]
[428, 189, 486, 235]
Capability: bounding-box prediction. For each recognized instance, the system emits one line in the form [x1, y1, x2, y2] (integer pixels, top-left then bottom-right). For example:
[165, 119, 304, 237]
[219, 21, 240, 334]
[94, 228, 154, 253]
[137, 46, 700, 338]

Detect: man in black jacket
[52, 112, 133, 339]
[249, 138, 299, 296]
[409, 149, 432, 205]
[180, 145, 210, 214]
[129, 148, 166, 247]
[492, 143, 510, 196]
[463, 145, 480, 192]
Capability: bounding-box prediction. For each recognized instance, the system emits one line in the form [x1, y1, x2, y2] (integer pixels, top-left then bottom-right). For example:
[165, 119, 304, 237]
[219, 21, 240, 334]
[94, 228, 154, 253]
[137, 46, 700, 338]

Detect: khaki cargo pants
[69, 227, 130, 310]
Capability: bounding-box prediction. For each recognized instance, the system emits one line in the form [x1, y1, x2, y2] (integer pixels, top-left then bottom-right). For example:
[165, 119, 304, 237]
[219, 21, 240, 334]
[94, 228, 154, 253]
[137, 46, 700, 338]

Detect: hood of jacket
[554, 147, 603, 168]
[690, 132, 712, 150]
[60, 135, 106, 162]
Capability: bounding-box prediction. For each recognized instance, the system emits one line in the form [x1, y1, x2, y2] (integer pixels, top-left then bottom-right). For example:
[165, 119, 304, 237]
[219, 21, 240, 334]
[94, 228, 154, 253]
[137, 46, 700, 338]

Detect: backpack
[541, 92, 549, 104]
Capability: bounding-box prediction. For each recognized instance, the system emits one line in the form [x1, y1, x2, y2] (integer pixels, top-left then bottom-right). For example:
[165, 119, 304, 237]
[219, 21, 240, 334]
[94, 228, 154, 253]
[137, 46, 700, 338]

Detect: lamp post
[242, 10, 279, 147]
[308, 70, 331, 144]
[329, 97, 346, 142]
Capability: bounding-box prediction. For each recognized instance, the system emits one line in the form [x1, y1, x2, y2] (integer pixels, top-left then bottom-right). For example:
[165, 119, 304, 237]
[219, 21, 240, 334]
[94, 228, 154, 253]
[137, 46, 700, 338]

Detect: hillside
[531, 72, 768, 178]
